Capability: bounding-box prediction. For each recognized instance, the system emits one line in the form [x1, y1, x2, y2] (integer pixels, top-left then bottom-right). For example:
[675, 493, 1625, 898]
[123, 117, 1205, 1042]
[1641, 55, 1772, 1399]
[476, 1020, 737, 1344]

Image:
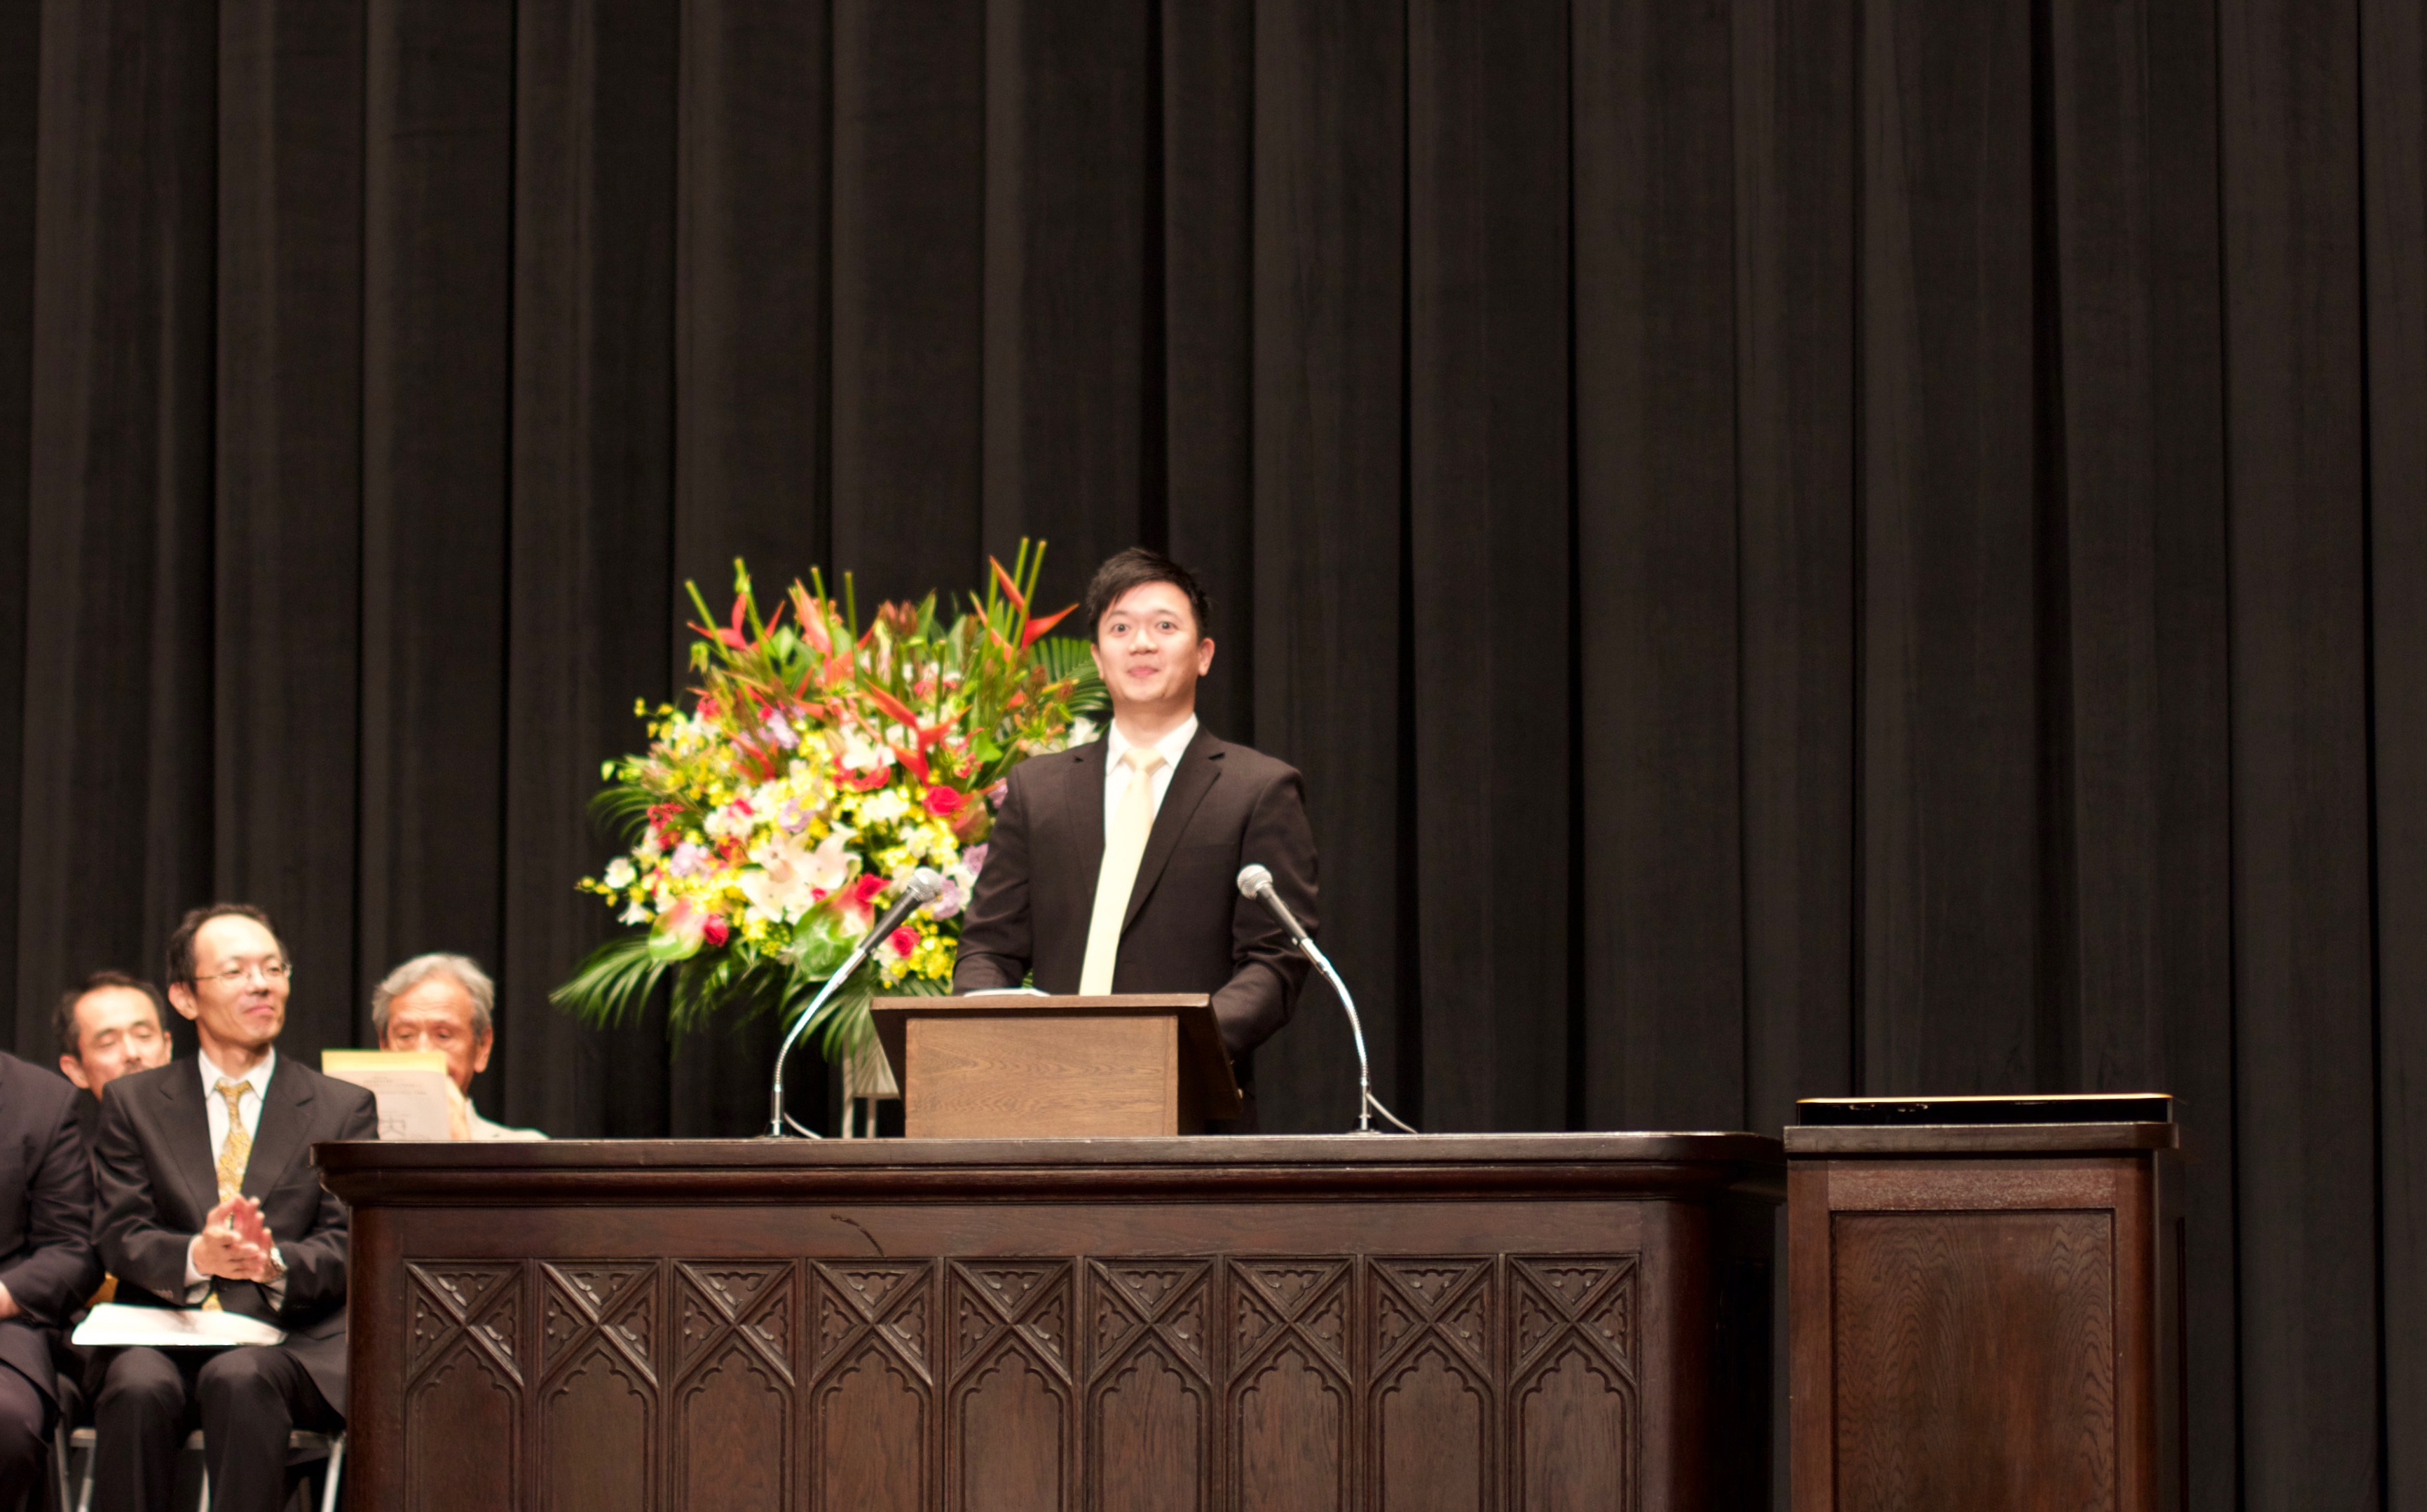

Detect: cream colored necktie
[1079, 748, 1168, 994]
[202, 1079, 253, 1310]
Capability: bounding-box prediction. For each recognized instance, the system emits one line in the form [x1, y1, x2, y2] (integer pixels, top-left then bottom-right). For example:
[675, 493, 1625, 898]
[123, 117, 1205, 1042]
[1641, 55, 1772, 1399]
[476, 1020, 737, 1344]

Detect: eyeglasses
[198, 960, 290, 987]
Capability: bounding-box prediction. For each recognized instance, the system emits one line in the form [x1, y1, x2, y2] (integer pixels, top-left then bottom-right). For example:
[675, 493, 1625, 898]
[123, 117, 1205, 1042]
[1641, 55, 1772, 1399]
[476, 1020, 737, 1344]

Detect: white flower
[603, 858, 636, 890]
[619, 900, 650, 926]
[739, 831, 856, 923]
[859, 788, 909, 825]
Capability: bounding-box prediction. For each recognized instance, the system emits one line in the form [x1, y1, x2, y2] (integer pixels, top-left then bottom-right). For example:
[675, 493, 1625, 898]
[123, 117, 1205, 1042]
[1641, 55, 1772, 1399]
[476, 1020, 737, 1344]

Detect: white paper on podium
[322, 1050, 456, 1140]
[72, 1302, 286, 1349]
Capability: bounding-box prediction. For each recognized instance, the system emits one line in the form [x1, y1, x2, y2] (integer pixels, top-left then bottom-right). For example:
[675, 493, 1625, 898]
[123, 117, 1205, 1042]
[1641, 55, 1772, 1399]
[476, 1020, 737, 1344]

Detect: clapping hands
[194, 1196, 280, 1283]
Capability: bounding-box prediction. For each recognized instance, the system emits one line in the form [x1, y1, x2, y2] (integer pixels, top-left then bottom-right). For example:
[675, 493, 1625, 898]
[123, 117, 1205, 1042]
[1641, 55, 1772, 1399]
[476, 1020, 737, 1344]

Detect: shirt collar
[1105, 714, 1198, 771]
[198, 1045, 276, 1100]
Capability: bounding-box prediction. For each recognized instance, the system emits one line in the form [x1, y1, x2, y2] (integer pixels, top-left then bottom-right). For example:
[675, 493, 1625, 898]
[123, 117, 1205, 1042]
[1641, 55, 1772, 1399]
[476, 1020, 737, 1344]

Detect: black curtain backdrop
[1, 0, 2423, 1504]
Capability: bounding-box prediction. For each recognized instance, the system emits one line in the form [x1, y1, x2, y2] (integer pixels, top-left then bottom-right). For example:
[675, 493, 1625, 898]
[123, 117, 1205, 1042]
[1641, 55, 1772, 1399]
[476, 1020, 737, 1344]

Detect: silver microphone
[1235, 863, 1416, 1135]
[1235, 863, 1311, 944]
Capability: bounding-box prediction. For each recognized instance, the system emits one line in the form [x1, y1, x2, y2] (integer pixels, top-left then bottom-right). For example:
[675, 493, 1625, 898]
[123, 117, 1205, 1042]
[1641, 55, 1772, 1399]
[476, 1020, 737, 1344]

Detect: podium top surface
[314, 1131, 1785, 1204]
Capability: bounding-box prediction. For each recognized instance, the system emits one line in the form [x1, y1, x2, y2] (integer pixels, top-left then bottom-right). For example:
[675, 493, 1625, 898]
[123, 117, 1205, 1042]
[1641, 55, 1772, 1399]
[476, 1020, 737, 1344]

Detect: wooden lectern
[870, 992, 1242, 1136]
[1787, 1094, 2183, 1512]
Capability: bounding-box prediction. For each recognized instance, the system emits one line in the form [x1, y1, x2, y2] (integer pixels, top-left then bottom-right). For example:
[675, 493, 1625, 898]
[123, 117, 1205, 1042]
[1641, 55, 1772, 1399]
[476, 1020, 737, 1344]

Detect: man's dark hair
[54, 970, 169, 1059]
[1081, 548, 1212, 642]
[165, 902, 287, 987]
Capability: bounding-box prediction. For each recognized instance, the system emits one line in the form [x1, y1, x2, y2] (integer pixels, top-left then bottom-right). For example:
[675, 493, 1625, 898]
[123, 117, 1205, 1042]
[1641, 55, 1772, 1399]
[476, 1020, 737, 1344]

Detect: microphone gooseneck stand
[1236, 863, 1418, 1135]
[765, 870, 943, 1139]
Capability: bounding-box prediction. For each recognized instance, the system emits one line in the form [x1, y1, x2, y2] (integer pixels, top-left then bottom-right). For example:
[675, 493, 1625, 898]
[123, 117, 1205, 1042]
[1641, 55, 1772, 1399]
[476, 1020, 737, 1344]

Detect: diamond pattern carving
[407, 1262, 521, 1386]
[812, 1261, 935, 1383]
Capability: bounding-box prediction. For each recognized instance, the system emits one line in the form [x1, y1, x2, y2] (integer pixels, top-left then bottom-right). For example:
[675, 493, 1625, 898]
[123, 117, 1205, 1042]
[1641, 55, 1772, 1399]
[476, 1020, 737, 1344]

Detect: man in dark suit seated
[952, 548, 1319, 1122]
[0, 1049, 102, 1506]
[91, 904, 378, 1512]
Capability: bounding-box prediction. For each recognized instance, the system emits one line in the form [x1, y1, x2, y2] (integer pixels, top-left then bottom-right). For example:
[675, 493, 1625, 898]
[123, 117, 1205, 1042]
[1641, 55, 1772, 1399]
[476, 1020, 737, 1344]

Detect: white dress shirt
[1102, 715, 1198, 835]
[183, 1047, 285, 1301]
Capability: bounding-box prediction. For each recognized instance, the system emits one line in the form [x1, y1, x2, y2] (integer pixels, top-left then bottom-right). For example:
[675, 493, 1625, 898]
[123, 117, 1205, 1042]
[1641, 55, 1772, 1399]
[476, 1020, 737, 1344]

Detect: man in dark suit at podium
[953, 548, 1318, 1120]
[90, 903, 378, 1512]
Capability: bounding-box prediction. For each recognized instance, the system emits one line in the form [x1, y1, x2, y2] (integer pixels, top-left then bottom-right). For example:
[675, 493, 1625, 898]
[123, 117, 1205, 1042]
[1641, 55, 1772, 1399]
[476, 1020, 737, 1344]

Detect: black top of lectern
[1795, 1092, 2174, 1126]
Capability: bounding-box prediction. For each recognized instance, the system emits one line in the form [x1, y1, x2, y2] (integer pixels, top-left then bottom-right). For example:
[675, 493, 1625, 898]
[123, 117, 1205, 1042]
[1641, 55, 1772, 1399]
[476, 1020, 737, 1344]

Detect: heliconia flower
[923, 785, 967, 818]
[1020, 605, 1074, 647]
[990, 557, 1029, 614]
[894, 744, 931, 785]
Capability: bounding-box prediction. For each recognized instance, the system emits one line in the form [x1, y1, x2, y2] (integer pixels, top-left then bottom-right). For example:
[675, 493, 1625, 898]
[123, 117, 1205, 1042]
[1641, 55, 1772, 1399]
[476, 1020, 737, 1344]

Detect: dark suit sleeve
[271, 1085, 376, 1323]
[1214, 764, 1318, 1056]
[0, 1087, 100, 1326]
[952, 765, 1037, 991]
[97, 1087, 207, 1300]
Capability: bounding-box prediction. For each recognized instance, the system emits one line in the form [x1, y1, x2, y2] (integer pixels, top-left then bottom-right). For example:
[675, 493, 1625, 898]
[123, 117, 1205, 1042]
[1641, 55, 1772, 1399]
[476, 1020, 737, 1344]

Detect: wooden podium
[870, 992, 1243, 1137]
[1787, 1095, 2184, 1512]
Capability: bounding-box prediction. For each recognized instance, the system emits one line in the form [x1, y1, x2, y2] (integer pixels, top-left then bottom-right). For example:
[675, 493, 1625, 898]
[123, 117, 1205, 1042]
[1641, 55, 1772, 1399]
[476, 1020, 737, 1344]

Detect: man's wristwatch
[260, 1245, 286, 1284]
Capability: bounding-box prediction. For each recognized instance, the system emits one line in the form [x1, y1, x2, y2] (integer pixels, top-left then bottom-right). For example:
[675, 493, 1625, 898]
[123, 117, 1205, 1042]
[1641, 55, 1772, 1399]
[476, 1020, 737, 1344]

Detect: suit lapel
[1121, 729, 1223, 934]
[156, 1062, 218, 1223]
[242, 1059, 314, 1202]
[1061, 741, 1107, 877]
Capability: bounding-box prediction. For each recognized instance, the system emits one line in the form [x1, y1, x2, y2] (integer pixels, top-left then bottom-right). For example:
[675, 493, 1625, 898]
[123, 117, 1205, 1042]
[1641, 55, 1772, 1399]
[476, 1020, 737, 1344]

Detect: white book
[72, 1302, 286, 1349]
[322, 1050, 456, 1141]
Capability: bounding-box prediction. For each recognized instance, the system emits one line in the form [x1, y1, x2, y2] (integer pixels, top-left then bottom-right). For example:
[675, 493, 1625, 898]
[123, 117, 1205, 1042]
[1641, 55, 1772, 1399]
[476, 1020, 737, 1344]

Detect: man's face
[60, 987, 170, 1096]
[168, 915, 289, 1057]
[1090, 582, 1215, 714]
[382, 977, 491, 1093]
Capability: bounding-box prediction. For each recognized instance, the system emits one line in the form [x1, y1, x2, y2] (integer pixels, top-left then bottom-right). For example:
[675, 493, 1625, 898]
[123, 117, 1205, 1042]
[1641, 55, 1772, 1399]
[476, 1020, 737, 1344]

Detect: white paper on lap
[72, 1302, 287, 1349]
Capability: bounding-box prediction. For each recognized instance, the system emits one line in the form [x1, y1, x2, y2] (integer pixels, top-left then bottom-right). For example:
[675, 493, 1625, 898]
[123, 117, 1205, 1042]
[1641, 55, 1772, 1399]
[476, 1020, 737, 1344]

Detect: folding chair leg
[317, 1436, 345, 1512]
[50, 1422, 69, 1512]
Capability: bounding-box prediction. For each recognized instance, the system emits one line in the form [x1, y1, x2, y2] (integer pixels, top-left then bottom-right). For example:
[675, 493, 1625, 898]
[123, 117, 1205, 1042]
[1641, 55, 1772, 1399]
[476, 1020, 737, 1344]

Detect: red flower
[837, 762, 889, 792]
[887, 927, 917, 958]
[702, 916, 730, 947]
[852, 874, 890, 906]
[923, 784, 966, 817]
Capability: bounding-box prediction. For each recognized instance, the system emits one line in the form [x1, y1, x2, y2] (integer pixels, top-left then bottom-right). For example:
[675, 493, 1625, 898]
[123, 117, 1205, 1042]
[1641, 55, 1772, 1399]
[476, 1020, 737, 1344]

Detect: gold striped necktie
[1079, 747, 1168, 994]
[201, 1078, 253, 1312]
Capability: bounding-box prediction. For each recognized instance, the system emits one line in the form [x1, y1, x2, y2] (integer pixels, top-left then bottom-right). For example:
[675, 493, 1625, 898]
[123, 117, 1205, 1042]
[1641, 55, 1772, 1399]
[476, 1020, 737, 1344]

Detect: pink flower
[885, 927, 917, 959]
[702, 916, 730, 947]
[962, 843, 990, 877]
[923, 785, 967, 817]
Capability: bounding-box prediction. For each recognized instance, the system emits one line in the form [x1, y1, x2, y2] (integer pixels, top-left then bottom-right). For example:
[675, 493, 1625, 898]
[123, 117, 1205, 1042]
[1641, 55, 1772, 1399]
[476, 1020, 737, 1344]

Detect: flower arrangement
[550, 542, 1103, 1066]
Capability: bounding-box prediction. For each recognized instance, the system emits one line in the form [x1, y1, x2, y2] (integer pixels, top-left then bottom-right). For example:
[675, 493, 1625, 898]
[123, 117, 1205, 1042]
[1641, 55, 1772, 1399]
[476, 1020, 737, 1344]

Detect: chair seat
[60, 1424, 345, 1512]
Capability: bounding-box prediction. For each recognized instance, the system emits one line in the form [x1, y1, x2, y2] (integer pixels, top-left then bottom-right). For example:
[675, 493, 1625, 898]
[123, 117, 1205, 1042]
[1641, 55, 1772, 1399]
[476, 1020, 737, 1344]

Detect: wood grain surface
[336, 1136, 1781, 1511]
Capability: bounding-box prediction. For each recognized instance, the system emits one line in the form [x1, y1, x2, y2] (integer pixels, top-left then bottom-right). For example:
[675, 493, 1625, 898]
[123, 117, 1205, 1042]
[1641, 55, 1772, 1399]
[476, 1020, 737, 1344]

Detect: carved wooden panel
[404, 1263, 521, 1512]
[387, 1249, 1649, 1512]
[1511, 1258, 1639, 1512]
[1370, 1260, 1493, 1512]
[540, 1263, 659, 1512]
[1089, 1260, 1215, 1512]
[948, 1260, 1077, 1512]
[1229, 1259, 1355, 1511]
[810, 1261, 937, 1512]
[1830, 1211, 2117, 1511]
[671, 1263, 793, 1512]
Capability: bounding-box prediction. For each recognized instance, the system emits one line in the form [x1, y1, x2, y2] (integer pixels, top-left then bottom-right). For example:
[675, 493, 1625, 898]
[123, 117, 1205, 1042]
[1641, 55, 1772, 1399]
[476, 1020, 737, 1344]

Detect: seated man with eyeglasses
[89, 904, 377, 1512]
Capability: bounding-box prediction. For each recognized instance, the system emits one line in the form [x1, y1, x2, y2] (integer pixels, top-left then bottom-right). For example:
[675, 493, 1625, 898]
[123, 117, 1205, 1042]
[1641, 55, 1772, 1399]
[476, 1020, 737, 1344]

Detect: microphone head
[904, 867, 946, 902]
[1236, 863, 1273, 899]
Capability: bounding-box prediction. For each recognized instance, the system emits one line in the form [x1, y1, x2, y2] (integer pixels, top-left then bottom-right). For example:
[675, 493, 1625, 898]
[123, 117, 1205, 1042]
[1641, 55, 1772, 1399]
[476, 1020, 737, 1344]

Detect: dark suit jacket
[0, 1054, 100, 1403]
[95, 1055, 378, 1415]
[952, 727, 1318, 1073]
